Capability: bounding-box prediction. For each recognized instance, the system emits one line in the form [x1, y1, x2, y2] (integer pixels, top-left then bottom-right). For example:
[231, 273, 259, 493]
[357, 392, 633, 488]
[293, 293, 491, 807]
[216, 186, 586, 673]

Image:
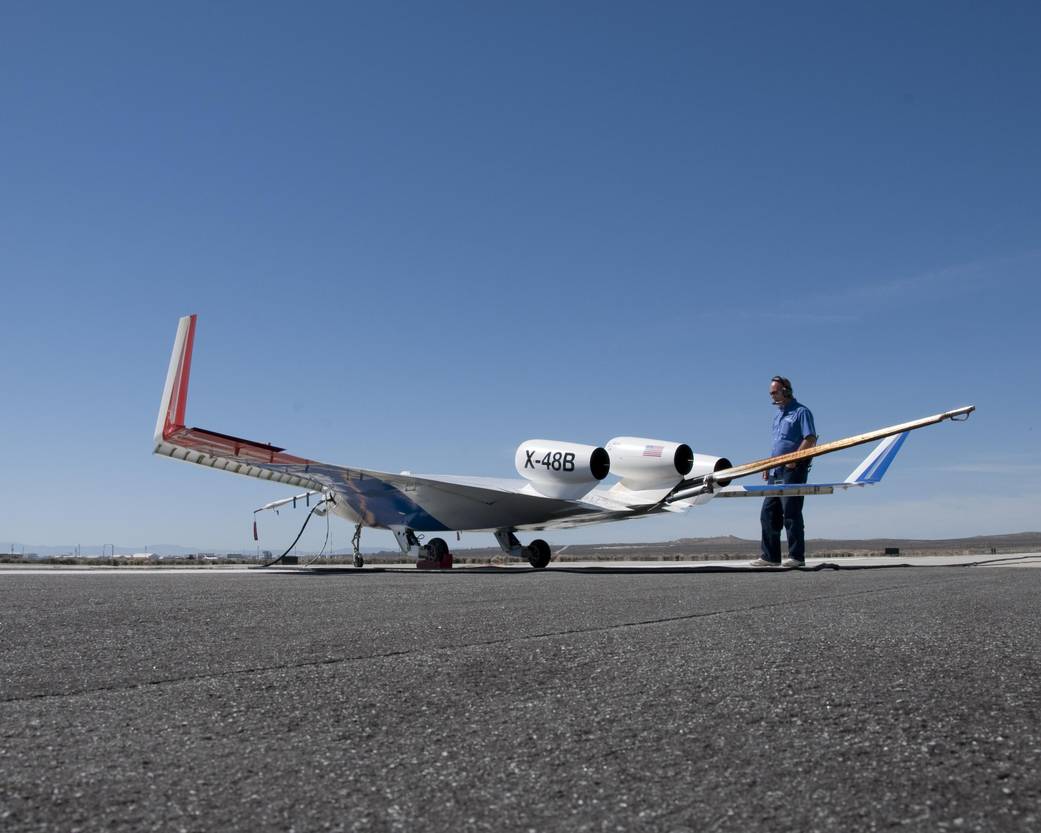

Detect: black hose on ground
[250, 499, 329, 569]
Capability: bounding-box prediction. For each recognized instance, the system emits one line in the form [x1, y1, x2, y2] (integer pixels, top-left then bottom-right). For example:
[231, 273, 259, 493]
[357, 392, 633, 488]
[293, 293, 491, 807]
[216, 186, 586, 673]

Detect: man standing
[750, 376, 817, 568]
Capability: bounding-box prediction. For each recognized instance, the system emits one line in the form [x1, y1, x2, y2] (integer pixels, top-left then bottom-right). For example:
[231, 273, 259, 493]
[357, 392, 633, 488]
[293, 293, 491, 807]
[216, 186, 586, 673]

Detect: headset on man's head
[771, 375, 793, 397]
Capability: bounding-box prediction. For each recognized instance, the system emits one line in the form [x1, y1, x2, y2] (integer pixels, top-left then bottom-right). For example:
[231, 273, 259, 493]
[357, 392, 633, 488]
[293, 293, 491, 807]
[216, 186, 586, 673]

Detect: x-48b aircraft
[154, 315, 974, 568]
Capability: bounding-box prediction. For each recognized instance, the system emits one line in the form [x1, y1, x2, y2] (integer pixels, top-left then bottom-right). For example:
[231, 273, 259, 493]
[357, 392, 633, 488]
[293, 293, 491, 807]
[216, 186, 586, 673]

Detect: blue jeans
[760, 463, 809, 563]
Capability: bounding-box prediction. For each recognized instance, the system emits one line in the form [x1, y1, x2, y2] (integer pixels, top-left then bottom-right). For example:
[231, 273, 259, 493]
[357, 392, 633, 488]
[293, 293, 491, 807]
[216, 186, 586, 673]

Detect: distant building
[114, 552, 158, 561]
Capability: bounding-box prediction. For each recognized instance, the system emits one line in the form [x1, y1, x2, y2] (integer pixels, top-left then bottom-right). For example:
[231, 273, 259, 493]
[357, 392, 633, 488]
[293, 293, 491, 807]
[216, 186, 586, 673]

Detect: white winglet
[153, 314, 197, 446]
[844, 432, 908, 484]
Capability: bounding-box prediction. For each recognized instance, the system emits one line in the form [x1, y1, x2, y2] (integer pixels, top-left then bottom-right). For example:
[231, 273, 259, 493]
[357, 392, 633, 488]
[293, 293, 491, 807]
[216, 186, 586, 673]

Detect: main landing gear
[382, 526, 551, 570]
[494, 529, 552, 569]
[526, 538, 551, 569]
[390, 527, 454, 569]
[419, 537, 454, 569]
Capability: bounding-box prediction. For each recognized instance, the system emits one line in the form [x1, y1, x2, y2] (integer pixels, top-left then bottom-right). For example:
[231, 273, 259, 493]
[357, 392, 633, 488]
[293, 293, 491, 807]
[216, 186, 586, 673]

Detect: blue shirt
[771, 400, 816, 457]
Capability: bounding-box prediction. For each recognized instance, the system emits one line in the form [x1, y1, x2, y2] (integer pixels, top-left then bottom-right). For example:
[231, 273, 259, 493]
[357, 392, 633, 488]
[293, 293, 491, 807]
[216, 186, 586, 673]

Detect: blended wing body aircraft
[154, 315, 974, 567]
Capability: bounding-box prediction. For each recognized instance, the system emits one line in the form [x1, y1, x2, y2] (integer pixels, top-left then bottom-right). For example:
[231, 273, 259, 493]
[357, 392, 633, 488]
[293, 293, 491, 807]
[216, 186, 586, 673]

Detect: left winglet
[154, 313, 197, 445]
[844, 431, 907, 484]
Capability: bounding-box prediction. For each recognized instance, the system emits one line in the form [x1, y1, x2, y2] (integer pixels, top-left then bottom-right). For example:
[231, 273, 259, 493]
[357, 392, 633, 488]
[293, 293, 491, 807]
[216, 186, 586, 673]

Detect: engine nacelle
[515, 440, 611, 500]
[689, 453, 734, 486]
[605, 437, 695, 489]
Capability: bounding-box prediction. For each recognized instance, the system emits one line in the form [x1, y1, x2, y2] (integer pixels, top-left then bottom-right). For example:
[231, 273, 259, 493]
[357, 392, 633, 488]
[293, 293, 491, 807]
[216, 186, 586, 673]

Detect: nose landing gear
[352, 523, 364, 568]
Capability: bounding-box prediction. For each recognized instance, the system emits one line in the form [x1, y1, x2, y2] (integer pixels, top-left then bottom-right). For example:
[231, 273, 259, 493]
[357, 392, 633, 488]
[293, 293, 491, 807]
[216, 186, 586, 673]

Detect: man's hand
[787, 436, 817, 470]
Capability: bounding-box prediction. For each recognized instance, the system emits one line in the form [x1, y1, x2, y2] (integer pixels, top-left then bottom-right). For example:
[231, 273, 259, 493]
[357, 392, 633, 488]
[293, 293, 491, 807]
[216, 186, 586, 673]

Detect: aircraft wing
[665, 406, 973, 504]
[708, 432, 908, 498]
[154, 315, 618, 531]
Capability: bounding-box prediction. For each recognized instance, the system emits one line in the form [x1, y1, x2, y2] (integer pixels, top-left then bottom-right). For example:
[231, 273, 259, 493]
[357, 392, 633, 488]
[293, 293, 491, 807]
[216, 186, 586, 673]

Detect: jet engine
[605, 437, 733, 489]
[689, 453, 734, 486]
[605, 437, 695, 489]
[515, 440, 611, 500]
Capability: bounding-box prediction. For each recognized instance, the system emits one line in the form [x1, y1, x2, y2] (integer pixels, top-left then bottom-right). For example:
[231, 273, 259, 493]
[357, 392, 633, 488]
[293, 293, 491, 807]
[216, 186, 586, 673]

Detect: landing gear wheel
[427, 537, 452, 567]
[354, 554, 364, 568]
[527, 538, 551, 569]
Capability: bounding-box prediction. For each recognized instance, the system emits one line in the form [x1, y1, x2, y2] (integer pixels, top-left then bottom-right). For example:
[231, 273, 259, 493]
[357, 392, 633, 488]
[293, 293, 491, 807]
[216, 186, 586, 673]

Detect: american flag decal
[642, 445, 664, 458]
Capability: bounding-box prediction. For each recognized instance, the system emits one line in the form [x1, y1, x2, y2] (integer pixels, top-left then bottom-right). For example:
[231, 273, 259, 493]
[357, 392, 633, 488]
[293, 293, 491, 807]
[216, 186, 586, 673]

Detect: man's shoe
[782, 558, 806, 568]
[748, 558, 782, 568]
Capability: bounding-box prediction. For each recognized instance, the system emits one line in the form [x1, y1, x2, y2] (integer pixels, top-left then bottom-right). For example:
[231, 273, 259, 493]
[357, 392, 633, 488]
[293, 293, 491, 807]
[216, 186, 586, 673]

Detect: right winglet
[153, 314, 197, 446]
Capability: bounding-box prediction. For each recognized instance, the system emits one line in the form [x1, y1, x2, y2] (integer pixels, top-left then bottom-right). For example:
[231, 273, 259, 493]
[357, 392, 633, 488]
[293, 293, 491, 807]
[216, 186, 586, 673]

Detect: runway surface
[2, 558, 1039, 831]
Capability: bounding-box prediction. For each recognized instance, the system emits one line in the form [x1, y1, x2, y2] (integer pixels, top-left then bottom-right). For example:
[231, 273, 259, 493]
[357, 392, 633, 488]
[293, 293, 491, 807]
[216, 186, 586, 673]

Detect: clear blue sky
[2, 1, 1038, 553]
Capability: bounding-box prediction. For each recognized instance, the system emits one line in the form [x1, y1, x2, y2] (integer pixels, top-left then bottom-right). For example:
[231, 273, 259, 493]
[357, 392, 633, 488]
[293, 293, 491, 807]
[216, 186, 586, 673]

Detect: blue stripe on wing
[250, 461, 451, 530]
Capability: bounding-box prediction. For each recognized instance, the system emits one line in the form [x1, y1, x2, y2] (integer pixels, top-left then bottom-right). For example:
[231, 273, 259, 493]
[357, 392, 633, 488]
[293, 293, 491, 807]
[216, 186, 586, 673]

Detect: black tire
[353, 555, 364, 568]
[528, 538, 551, 569]
[427, 537, 449, 560]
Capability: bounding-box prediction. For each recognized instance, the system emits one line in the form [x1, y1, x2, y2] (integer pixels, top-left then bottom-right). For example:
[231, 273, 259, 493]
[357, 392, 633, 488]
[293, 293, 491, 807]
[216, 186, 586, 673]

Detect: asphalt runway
[2, 561, 1039, 832]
